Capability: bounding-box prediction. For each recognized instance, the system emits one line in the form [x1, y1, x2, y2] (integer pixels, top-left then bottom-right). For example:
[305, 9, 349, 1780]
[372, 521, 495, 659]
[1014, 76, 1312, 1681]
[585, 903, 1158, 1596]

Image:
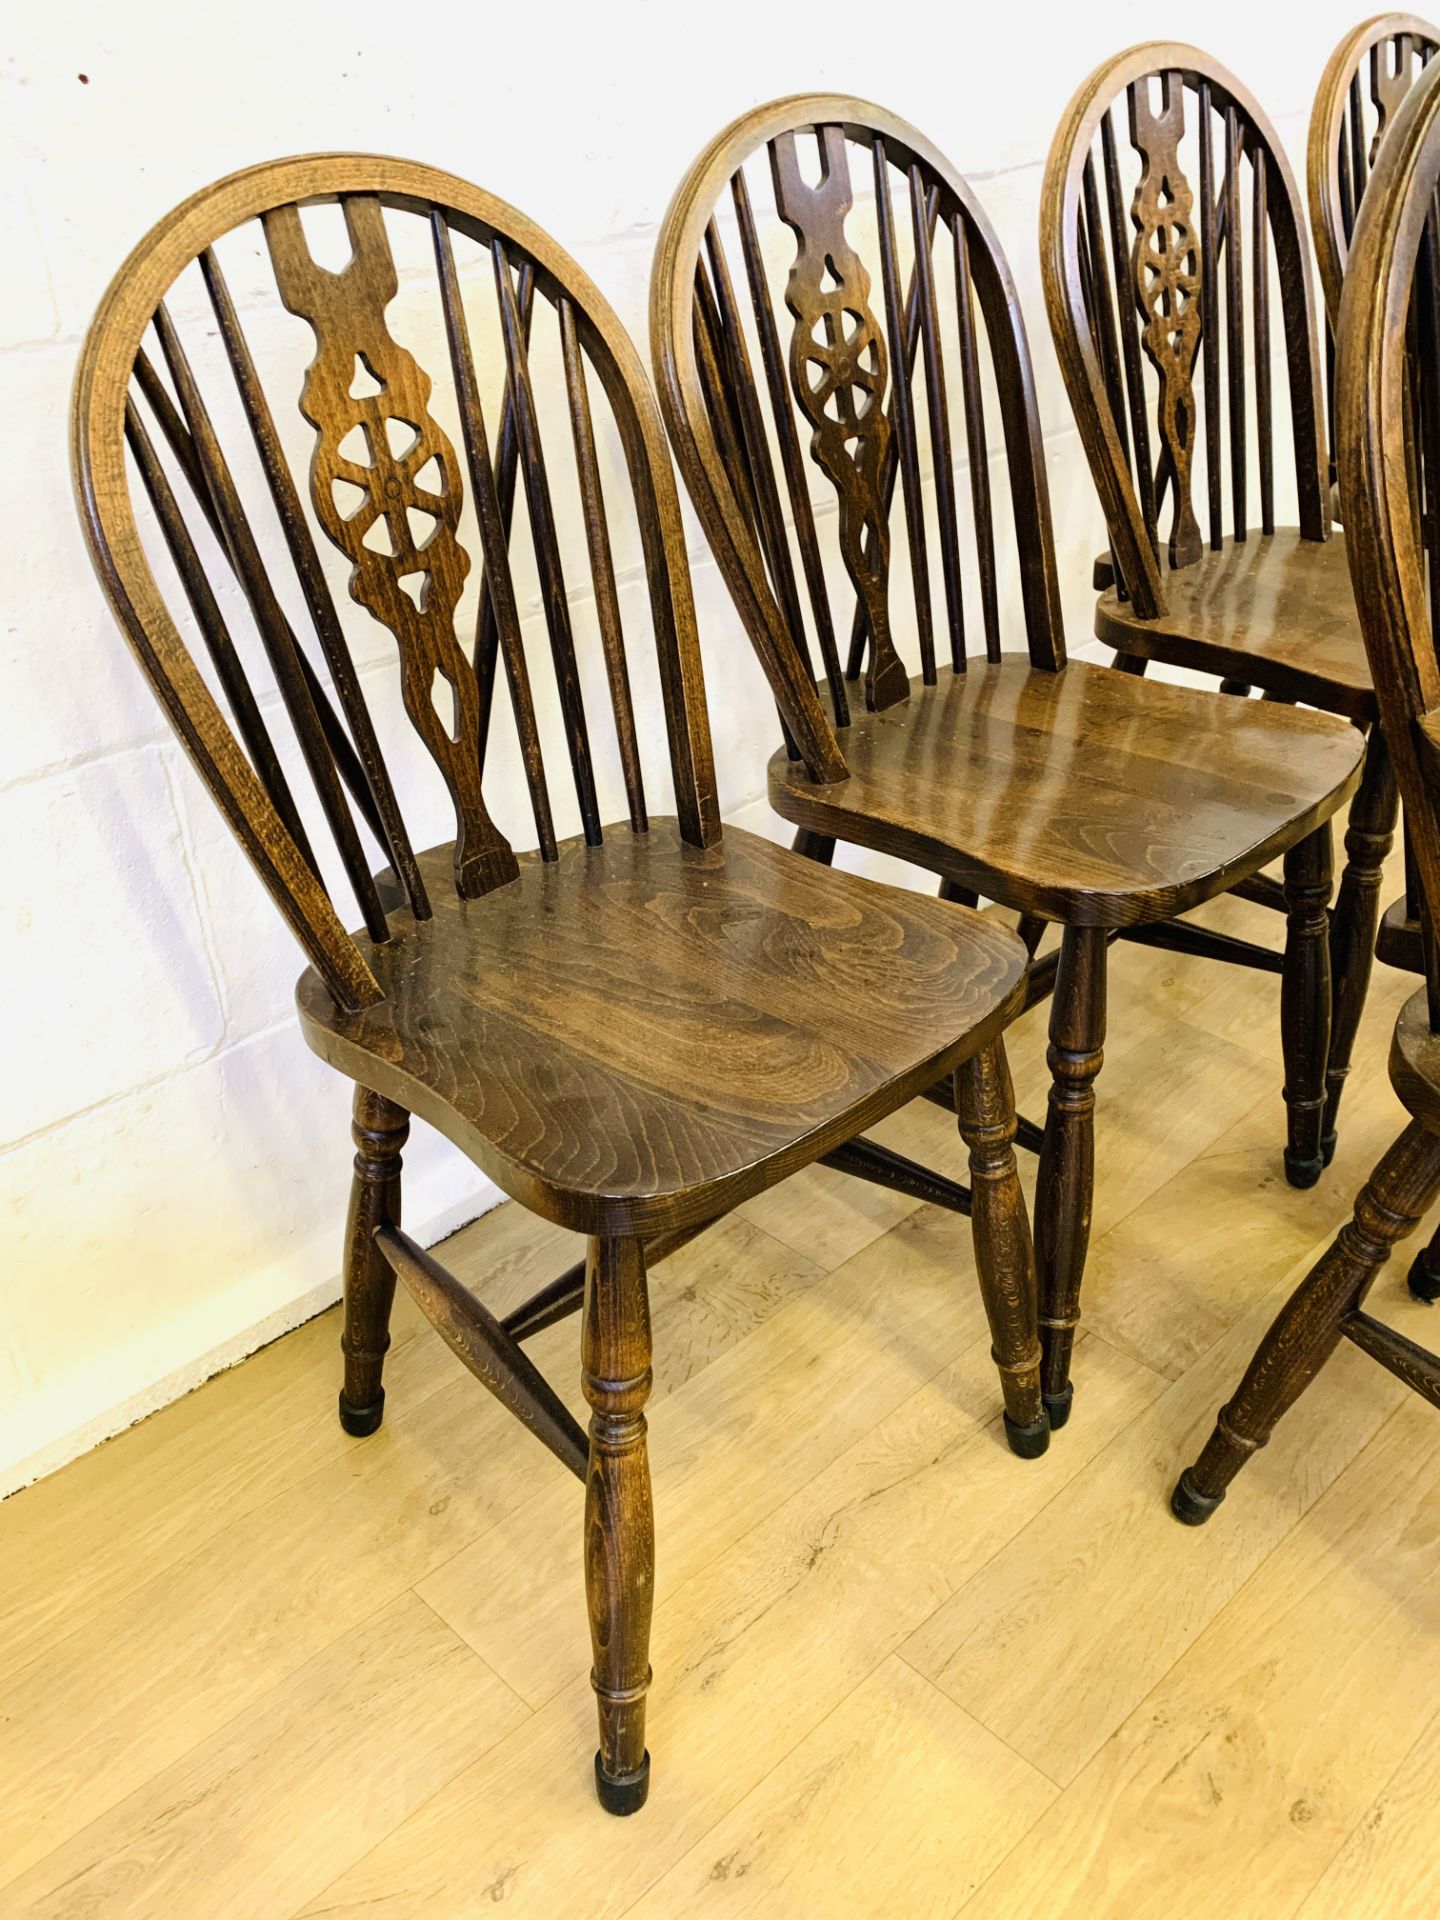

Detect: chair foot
[1042, 1382, 1074, 1431]
[1409, 1251, 1440, 1304]
[338, 1389, 385, 1437]
[1321, 1131, 1337, 1170]
[1003, 1411, 1051, 1458]
[1284, 1148, 1324, 1190]
[595, 1749, 650, 1816]
[1170, 1470, 1224, 1526]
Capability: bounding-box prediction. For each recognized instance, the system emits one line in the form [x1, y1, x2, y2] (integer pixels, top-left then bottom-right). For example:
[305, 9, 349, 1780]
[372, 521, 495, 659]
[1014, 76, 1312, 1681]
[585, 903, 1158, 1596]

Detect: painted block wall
[1, 0, 1364, 1494]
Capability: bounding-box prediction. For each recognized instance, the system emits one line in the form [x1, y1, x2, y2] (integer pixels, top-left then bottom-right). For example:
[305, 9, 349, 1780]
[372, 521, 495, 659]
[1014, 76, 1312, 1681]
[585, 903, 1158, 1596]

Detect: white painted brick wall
[0, 0, 1359, 1493]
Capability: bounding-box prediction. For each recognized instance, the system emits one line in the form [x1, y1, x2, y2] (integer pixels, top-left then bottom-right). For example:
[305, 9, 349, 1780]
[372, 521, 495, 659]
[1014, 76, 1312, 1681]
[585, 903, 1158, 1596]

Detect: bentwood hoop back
[1042, 42, 1329, 619]
[1309, 13, 1440, 335]
[73, 153, 720, 1019]
[651, 92, 1066, 779]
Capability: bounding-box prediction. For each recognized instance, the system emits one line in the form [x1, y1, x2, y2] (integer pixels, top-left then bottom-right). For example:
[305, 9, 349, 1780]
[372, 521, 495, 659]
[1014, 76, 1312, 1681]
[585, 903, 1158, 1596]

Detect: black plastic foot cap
[1003, 1411, 1051, 1459]
[595, 1749, 650, 1815]
[1407, 1253, 1440, 1304]
[338, 1389, 385, 1437]
[1171, 1470, 1224, 1526]
[1284, 1150, 1324, 1191]
[1042, 1383, 1074, 1432]
[1321, 1130, 1338, 1170]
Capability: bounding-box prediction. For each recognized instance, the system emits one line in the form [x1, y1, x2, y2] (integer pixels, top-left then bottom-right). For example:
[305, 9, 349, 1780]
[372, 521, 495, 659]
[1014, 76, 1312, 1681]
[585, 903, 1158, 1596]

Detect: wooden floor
[4, 868, 1440, 1919]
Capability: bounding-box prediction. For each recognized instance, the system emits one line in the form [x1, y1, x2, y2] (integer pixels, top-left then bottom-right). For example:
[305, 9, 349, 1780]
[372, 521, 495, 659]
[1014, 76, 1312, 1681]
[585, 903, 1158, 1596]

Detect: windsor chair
[651, 96, 1364, 1435]
[1043, 42, 1392, 1183]
[1311, 18, 1440, 1310]
[73, 154, 1043, 1814]
[1175, 50, 1440, 1520]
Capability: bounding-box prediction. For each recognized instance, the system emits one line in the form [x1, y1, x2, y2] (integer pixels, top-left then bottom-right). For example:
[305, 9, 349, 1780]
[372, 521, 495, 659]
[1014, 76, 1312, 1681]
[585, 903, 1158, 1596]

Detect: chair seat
[1389, 988, 1440, 1130]
[297, 824, 1026, 1236]
[768, 658, 1365, 925]
[1094, 529, 1375, 721]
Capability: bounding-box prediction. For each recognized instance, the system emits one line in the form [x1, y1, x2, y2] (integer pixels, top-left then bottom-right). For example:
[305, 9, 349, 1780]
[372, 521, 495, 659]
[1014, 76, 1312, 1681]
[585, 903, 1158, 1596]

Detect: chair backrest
[1340, 51, 1440, 1026]
[1042, 43, 1329, 620]
[74, 155, 720, 1013]
[651, 96, 1066, 789]
[1310, 13, 1440, 332]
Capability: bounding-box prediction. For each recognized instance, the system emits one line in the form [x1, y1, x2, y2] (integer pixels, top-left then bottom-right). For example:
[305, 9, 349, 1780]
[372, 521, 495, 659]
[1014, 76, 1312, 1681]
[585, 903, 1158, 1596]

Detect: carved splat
[1371, 34, 1426, 163]
[1128, 74, 1203, 568]
[265, 196, 518, 899]
[770, 128, 908, 710]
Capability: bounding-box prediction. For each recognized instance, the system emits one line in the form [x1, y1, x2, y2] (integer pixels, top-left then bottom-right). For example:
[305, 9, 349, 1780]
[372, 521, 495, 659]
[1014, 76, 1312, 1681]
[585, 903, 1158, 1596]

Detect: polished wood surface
[75, 155, 724, 1014]
[768, 658, 1362, 925]
[1042, 42, 1329, 623]
[1044, 41, 1397, 1173]
[4, 889, 1439, 1916]
[74, 152, 1040, 1814]
[1094, 529, 1376, 719]
[1309, 17, 1440, 1000]
[654, 91, 1363, 1424]
[1176, 51, 1440, 1525]
[1308, 12, 1440, 334]
[299, 829, 1025, 1237]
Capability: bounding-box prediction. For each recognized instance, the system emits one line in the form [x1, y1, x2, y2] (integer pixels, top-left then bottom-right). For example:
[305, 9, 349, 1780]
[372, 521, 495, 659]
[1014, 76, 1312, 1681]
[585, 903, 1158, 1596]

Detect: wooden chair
[72, 155, 1045, 1813]
[1309, 10, 1437, 521]
[1310, 19, 1440, 1307]
[1042, 42, 1393, 1183]
[650, 96, 1364, 1436]
[1174, 51, 1440, 1521]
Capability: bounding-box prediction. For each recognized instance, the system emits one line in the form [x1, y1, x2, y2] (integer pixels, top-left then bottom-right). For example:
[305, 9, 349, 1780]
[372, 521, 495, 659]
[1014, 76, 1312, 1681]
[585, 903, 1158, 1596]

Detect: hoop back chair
[1176, 52, 1440, 1521]
[1310, 13, 1439, 346]
[1043, 40, 1391, 1172]
[652, 96, 1363, 1429]
[72, 155, 1040, 1811]
[1312, 22, 1440, 1027]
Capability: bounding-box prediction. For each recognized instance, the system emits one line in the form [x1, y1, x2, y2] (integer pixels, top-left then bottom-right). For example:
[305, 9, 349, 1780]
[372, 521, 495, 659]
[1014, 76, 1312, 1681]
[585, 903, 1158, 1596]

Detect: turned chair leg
[338, 1086, 409, 1436]
[957, 1040, 1047, 1456]
[1174, 1120, 1440, 1523]
[1322, 731, 1397, 1166]
[583, 1233, 655, 1815]
[791, 828, 836, 864]
[1036, 925, 1108, 1431]
[1407, 1218, 1440, 1303]
[1281, 824, 1335, 1190]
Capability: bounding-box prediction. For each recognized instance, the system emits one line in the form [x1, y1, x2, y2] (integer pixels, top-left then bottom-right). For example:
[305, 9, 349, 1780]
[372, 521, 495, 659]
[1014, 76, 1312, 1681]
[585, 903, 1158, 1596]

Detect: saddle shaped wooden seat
[652, 94, 1362, 1436]
[299, 825, 1024, 1236]
[1176, 58, 1440, 1518]
[1093, 529, 1373, 719]
[769, 655, 1361, 925]
[1043, 40, 1401, 1181]
[73, 154, 1041, 1817]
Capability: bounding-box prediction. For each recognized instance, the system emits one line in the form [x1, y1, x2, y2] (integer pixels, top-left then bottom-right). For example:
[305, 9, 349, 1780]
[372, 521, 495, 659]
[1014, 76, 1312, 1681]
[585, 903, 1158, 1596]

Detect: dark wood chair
[1042, 42, 1393, 1184]
[1174, 51, 1440, 1521]
[650, 96, 1364, 1436]
[1310, 22, 1440, 1308]
[72, 155, 1045, 1814]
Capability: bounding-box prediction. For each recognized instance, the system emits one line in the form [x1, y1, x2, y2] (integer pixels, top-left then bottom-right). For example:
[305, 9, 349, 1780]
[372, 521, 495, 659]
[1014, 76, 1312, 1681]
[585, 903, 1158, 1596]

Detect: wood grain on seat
[299, 828, 1026, 1237]
[769, 661, 1363, 925]
[1095, 531, 1375, 720]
